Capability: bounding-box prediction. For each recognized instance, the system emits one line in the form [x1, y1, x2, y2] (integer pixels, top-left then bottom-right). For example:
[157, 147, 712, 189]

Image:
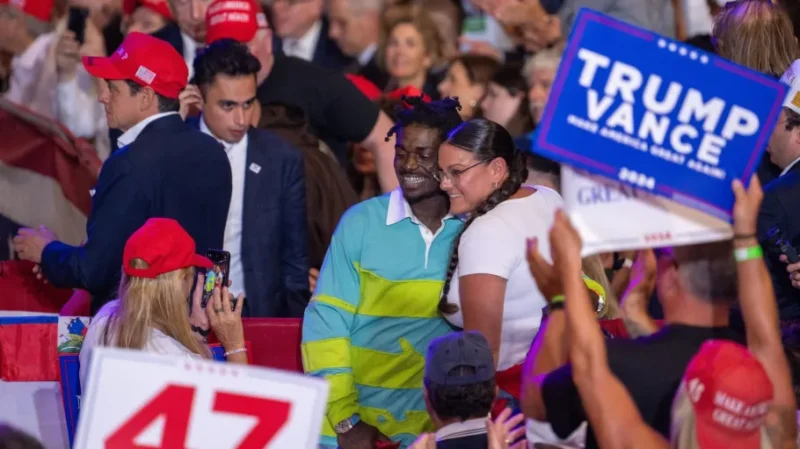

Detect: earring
[469, 99, 477, 108]
[492, 182, 498, 188]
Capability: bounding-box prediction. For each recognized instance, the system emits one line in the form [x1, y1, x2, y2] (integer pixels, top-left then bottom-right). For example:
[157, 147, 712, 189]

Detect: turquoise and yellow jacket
[302, 190, 462, 448]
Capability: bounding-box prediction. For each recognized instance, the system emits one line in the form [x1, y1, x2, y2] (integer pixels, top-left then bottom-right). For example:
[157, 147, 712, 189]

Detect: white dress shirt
[181, 32, 198, 79]
[781, 156, 800, 177]
[200, 117, 248, 298]
[281, 20, 322, 62]
[117, 112, 179, 148]
[357, 43, 377, 67]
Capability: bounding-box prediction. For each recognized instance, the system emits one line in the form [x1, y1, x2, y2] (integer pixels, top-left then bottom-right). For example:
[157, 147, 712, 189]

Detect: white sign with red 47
[74, 347, 329, 449]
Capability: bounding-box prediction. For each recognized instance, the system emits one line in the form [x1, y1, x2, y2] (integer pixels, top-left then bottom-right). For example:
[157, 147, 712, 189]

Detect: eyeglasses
[432, 161, 486, 183]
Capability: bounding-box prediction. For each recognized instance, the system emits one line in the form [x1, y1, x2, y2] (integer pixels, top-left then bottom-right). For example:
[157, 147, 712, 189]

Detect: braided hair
[439, 119, 529, 314]
[385, 96, 463, 143]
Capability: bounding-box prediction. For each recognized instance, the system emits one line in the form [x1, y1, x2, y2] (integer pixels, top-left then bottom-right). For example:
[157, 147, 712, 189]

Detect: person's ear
[490, 156, 508, 181]
[655, 251, 678, 298]
[140, 86, 158, 112]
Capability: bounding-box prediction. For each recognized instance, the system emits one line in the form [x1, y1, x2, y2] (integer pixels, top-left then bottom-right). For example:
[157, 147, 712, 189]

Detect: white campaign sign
[74, 347, 329, 449]
[562, 166, 733, 256]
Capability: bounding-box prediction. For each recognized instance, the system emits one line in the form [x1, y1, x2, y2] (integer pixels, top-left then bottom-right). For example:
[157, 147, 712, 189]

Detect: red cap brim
[193, 254, 213, 269]
[696, 416, 764, 449]
[82, 56, 126, 80]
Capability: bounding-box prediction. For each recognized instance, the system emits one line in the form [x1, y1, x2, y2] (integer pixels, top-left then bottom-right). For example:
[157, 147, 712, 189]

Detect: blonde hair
[102, 258, 210, 358]
[713, 0, 799, 77]
[523, 42, 565, 85]
[378, 4, 443, 71]
[671, 382, 774, 449]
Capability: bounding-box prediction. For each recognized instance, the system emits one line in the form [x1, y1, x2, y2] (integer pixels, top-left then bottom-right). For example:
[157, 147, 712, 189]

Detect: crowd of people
[2, 0, 800, 448]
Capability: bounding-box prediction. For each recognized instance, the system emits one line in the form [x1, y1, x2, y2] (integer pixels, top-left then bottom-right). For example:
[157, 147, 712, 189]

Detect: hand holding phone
[201, 249, 231, 309]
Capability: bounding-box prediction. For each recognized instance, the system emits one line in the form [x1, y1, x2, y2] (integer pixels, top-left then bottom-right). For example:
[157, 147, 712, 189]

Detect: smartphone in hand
[67, 7, 89, 44]
[201, 249, 231, 308]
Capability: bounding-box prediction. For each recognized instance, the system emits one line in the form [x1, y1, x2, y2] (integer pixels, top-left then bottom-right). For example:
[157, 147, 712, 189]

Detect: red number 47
[104, 385, 292, 449]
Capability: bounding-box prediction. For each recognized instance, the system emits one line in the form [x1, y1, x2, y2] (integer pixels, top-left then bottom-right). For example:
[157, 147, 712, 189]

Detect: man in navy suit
[186, 38, 310, 318]
[758, 60, 800, 322]
[13, 32, 232, 314]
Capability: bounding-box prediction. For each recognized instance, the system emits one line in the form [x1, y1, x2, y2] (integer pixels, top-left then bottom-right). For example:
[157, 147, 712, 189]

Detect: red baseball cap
[682, 340, 773, 449]
[10, 0, 54, 22]
[123, 0, 174, 20]
[346, 74, 382, 102]
[205, 0, 261, 45]
[82, 32, 188, 99]
[123, 218, 212, 279]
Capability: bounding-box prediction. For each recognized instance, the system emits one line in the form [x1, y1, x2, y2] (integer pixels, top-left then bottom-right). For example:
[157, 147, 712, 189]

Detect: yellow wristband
[733, 246, 763, 263]
[550, 294, 565, 304]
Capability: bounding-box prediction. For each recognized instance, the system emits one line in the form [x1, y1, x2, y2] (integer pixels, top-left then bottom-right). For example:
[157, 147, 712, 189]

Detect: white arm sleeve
[56, 73, 101, 139]
[457, 215, 520, 279]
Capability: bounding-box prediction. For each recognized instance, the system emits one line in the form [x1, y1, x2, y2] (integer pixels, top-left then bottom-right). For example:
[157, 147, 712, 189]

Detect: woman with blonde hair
[79, 218, 246, 389]
[712, 0, 799, 78]
[713, 0, 799, 186]
[379, 4, 444, 98]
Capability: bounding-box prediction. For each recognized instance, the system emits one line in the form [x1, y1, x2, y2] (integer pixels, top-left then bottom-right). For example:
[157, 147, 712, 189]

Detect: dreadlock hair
[439, 119, 529, 314]
[385, 96, 464, 143]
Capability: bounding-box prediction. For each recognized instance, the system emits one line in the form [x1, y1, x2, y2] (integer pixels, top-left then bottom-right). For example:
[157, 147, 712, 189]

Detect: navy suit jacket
[272, 18, 353, 71]
[188, 119, 310, 317]
[758, 162, 800, 320]
[41, 114, 232, 314]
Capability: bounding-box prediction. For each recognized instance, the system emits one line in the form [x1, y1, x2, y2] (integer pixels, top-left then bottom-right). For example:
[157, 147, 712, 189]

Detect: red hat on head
[82, 32, 188, 99]
[205, 0, 260, 45]
[9, 0, 54, 22]
[123, 218, 212, 279]
[682, 340, 773, 449]
[387, 86, 431, 108]
[123, 0, 174, 20]
[346, 74, 381, 102]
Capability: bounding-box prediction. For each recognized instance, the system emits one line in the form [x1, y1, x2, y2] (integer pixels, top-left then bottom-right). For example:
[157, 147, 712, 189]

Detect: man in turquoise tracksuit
[302, 97, 464, 449]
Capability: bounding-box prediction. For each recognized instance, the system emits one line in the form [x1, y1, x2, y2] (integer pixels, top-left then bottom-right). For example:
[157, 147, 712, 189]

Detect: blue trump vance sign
[534, 8, 786, 220]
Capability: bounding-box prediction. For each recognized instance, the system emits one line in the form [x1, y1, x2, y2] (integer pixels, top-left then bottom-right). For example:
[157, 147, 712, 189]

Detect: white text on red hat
[207, 0, 252, 16]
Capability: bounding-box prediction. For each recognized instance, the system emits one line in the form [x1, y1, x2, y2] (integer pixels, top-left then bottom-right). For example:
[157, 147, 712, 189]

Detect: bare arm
[521, 237, 570, 420]
[460, 274, 507, 365]
[553, 211, 669, 449]
[360, 110, 399, 193]
[732, 178, 797, 449]
[619, 250, 659, 338]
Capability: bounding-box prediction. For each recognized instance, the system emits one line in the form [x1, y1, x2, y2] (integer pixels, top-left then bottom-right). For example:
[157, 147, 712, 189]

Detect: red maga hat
[123, 0, 174, 20]
[682, 340, 773, 449]
[82, 32, 188, 99]
[205, 0, 262, 45]
[123, 218, 212, 279]
[9, 0, 54, 22]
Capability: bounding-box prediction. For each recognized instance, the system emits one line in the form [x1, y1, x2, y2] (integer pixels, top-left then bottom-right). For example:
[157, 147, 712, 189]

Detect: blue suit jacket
[758, 162, 800, 320]
[188, 119, 310, 317]
[41, 114, 232, 314]
[272, 18, 353, 71]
